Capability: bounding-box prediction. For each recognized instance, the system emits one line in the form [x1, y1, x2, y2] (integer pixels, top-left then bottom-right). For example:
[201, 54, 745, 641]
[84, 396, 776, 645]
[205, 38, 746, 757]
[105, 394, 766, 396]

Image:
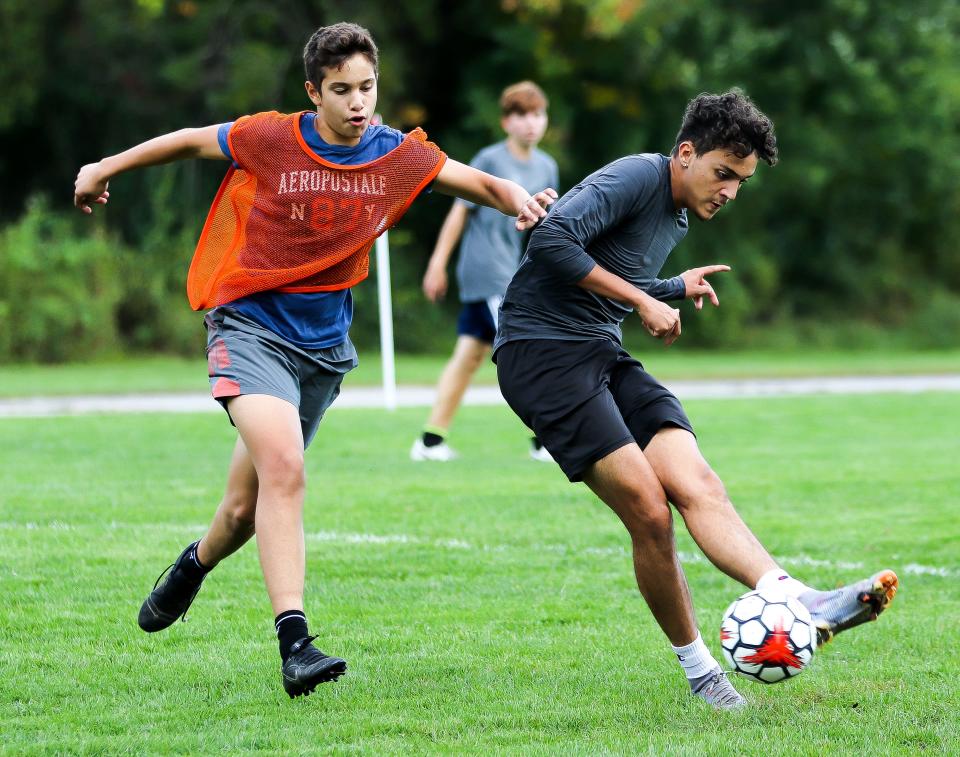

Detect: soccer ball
[720, 589, 815, 684]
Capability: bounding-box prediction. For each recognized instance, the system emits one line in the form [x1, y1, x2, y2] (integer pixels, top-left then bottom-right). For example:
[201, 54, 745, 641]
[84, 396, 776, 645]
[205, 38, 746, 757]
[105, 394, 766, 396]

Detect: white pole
[375, 232, 397, 411]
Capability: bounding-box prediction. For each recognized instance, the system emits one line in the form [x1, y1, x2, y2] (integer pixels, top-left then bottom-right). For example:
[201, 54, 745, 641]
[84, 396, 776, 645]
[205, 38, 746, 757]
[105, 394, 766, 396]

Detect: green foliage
[113, 164, 207, 356]
[1, 0, 959, 359]
[0, 197, 123, 362]
[505, 0, 960, 341]
[913, 290, 960, 349]
[0, 3, 46, 129]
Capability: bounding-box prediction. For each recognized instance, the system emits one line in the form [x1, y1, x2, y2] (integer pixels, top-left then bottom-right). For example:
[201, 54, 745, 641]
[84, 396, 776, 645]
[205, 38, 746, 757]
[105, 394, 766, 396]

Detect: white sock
[671, 632, 719, 680]
[756, 568, 813, 599]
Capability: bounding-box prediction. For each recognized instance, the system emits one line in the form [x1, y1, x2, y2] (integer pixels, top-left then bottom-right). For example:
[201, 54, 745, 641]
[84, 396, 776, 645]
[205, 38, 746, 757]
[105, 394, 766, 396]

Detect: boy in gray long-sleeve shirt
[494, 90, 899, 710]
[495, 152, 686, 346]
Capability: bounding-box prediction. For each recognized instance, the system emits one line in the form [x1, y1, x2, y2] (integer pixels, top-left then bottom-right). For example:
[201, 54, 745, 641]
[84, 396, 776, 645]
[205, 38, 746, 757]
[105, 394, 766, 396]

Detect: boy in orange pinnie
[73, 21, 555, 698]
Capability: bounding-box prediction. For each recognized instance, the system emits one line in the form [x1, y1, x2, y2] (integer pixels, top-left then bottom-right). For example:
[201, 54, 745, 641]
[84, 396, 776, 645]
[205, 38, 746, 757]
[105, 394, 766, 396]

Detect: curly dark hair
[303, 22, 379, 86]
[672, 89, 778, 166]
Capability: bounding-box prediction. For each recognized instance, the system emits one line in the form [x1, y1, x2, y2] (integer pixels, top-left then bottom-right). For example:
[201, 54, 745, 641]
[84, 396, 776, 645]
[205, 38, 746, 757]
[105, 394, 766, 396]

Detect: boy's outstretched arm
[432, 159, 557, 231]
[74, 125, 227, 214]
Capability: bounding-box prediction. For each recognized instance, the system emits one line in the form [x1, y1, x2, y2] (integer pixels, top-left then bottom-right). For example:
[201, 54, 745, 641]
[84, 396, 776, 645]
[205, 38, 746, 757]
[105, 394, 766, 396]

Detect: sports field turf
[1, 394, 958, 753]
[1, 348, 959, 397]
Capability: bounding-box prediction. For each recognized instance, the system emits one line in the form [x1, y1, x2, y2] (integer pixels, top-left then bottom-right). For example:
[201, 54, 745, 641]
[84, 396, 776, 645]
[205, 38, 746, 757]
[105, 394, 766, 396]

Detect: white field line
[1, 374, 960, 417]
[4, 521, 955, 579]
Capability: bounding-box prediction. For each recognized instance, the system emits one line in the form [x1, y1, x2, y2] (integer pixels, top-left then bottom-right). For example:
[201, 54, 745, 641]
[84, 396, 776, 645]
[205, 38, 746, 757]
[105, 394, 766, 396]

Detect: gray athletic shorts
[204, 307, 358, 447]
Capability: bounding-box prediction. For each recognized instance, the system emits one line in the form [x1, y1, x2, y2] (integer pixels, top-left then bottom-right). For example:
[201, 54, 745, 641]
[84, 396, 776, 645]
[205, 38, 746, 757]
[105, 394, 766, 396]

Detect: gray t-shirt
[456, 141, 559, 302]
[494, 153, 687, 349]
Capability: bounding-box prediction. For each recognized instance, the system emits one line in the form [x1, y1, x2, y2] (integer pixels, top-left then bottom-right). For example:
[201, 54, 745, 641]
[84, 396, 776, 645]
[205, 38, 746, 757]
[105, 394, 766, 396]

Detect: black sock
[422, 431, 444, 447]
[275, 610, 309, 660]
[179, 541, 211, 581]
[531, 436, 544, 451]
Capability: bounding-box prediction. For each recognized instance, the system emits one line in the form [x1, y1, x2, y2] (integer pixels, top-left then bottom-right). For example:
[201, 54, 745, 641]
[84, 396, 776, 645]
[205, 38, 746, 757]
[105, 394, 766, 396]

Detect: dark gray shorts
[204, 307, 358, 447]
[494, 338, 694, 482]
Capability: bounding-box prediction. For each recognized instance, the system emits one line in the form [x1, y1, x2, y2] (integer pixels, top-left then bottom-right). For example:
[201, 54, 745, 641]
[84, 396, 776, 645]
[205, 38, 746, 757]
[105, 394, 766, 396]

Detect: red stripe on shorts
[208, 338, 232, 375]
[212, 377, 241, 398]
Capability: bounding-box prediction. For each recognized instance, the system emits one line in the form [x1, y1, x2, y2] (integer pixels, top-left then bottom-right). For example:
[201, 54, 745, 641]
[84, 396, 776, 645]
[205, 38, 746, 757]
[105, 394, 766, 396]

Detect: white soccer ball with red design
[720, 588, 815, 684]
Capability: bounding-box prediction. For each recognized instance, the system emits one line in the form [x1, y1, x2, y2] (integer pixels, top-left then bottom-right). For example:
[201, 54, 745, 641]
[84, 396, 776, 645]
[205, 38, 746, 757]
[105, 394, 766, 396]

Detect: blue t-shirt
[215, 113, 405, 348]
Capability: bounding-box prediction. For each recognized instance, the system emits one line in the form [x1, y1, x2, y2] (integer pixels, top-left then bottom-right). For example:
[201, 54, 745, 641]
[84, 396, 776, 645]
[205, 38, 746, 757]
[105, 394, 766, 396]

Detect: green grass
[1, 348, 959, 397]
[1, 395, 958, 753]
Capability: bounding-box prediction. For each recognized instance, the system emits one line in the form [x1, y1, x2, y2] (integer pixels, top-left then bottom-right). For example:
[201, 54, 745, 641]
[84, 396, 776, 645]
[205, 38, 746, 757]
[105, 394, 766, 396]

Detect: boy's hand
[636, 296, 682, 346]
[679, 264, 730, 310]
[422, 263, 448, 302]
[515, 188, 558, 231]
[74, 163, 111, 214]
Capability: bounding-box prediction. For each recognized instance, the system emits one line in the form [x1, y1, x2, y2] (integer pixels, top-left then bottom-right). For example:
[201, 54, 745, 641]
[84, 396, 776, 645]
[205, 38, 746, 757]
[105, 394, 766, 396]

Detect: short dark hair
[500, 81, 549, 116]
[303, 22, 379, 86]
[673, 89, 778, 166]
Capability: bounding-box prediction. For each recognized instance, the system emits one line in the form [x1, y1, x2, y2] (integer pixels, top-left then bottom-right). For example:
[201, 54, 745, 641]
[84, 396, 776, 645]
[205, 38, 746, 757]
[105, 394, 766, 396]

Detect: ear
[305, 80, 322, 106]
[677, 140, 696, 165]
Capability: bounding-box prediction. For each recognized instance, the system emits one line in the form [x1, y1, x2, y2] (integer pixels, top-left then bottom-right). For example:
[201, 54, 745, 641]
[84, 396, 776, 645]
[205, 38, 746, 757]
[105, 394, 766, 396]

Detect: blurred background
[1, 0, 958, 363]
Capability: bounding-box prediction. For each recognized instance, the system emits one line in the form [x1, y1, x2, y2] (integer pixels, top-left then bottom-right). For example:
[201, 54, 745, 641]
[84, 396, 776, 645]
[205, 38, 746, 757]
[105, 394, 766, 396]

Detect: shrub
[0, 197, 123, 362]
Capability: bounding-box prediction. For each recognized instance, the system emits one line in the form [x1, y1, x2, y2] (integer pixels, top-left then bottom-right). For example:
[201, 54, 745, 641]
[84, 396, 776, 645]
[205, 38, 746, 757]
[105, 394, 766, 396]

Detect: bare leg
[643, 426, 778, 588]
[425, 335, 490, 431]
[225, 394, 308, 615]
[195, 437, 259, 568]
[582, 443, 698, 646]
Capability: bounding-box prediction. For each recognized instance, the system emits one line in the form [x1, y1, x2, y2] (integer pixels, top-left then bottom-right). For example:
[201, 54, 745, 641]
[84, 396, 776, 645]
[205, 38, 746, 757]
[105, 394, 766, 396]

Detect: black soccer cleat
[281, 636, 347, 698]
[137, 541, 207, 632]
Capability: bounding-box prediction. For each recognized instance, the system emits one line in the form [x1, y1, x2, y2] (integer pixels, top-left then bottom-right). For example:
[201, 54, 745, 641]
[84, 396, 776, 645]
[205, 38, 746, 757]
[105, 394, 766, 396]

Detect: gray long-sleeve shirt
[493, 153, 688, 350]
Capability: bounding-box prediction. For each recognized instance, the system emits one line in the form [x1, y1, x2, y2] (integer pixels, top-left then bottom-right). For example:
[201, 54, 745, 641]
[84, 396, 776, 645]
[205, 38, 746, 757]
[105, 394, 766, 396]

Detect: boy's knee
[464, 354, 483, 372]
[622, 496, 674, 541]
[223, 491, 257, 530]
[456, 347, 485, 373]
[259, 449, 306, 495]
[683, 465, 729, 508]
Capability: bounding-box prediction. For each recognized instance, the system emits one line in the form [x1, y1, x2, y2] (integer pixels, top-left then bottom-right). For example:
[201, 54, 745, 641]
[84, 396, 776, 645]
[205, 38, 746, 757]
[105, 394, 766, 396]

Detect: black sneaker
[137, 542, 207, 632]
[281, 636, 347, 698]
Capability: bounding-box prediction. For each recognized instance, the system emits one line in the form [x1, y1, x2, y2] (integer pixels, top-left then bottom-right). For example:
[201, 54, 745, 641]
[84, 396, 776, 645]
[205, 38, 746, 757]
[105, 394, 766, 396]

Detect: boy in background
[412, 82, 559, 462]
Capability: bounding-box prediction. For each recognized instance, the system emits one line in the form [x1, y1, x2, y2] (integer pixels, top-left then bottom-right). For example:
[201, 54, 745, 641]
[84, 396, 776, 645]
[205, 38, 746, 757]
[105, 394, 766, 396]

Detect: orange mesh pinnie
[186, 111, 446, 309]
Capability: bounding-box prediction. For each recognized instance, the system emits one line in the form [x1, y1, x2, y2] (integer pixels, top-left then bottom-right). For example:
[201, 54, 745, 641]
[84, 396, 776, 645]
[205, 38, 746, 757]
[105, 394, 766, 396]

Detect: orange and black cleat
[799, 569, 899, 647]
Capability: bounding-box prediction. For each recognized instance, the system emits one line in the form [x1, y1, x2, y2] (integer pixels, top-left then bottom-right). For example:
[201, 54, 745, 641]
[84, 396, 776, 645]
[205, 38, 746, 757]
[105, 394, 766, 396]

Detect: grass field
[1, 348, 959, 397]
[2, 394, 958, 753]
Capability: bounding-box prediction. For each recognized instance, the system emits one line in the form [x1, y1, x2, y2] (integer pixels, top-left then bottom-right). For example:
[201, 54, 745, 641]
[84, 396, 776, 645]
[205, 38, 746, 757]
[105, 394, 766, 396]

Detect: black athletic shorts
[494, 339, 694, 482]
